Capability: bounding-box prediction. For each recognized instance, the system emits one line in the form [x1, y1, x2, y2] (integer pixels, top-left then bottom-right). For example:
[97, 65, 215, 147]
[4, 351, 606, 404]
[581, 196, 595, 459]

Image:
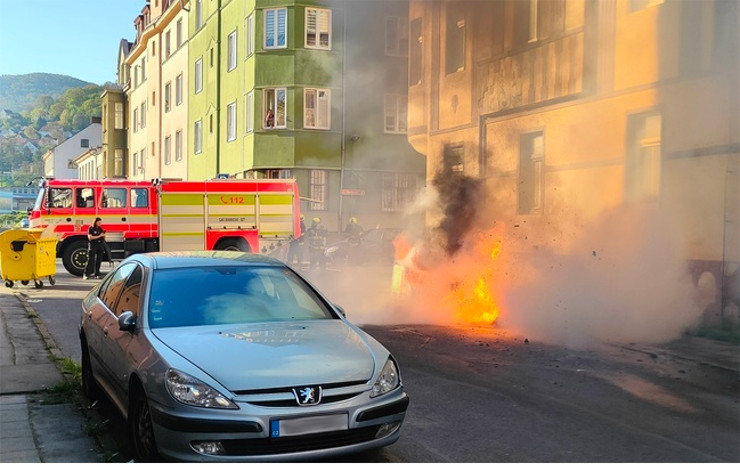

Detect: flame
[394, 231, 505, 325]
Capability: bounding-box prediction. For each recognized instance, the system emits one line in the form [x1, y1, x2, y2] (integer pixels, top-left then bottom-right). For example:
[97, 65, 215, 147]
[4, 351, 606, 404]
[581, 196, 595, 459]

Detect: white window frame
[164, 135, 172, 165]
[175, 130, 183, 161]
[195, 58, 203, 94]
[385, 16, 409, 57]
[194, 119, 203, 154]
[309, 169, 327, 211]
[304, 88, 330, 130]
[195, 0, 203, 29]
[305, 8, 331, 50]
[164, 81, 172, 113]
[382, 173, 418, 212]
[246, 14, 255, 56]
[165, 30, 171, 58]
[245, 91, 254, 133]
[132, 108, 138, 133]
[140, 102, 146, 128]
[227, 101, 237, 142]
[176, 18, 183, 48]
[384, 94, 408, 134]
[114, 103, 124, 130]
[175, 73, 183, 105]
[264, 8, 287, 49]
[228, 29, 237, 71]
[263, 88, 287, 129]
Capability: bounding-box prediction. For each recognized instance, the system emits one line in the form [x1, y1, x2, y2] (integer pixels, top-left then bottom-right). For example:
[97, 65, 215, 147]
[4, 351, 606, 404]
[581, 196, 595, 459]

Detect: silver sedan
[79, 251, 409, 461]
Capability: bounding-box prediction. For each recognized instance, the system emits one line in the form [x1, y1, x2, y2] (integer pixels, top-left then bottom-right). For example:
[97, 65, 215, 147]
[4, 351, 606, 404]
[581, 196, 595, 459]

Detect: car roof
[131, 251, 285, 270]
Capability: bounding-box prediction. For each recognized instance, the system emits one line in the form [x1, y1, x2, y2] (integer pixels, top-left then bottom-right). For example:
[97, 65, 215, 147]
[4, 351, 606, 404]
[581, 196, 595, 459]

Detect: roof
[134, 251, 284, 270]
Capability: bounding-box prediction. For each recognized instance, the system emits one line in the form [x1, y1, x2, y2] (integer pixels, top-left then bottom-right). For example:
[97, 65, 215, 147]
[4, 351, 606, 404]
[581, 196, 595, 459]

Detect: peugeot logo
[293, 386, 322, 406]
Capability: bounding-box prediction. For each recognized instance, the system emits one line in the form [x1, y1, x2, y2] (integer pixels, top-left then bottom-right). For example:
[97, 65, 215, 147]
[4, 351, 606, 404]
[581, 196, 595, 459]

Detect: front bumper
[151, 391, 410, 462]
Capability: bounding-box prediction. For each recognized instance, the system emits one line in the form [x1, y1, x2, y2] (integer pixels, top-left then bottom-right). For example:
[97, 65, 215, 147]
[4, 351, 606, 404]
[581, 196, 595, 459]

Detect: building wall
[161, 6, 189, 180]
[101, 89, 127, 179]
[44, 123, 102, 179]
[409, 0, 739, 321]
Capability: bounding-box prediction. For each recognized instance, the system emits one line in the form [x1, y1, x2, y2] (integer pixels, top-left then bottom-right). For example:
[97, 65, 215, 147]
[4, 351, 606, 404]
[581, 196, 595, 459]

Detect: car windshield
[148, 266, 336, 328]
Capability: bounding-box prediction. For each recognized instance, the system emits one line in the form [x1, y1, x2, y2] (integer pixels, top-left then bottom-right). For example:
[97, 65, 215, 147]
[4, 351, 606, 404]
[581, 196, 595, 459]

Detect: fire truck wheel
[62, 241, 89, 276]
[216, 238, 250, 252]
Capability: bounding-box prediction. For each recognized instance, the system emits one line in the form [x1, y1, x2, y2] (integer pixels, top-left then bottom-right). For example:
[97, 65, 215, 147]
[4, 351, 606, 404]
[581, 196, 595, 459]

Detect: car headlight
[370, 358, 400, 398]
[165, 369, 238, 409]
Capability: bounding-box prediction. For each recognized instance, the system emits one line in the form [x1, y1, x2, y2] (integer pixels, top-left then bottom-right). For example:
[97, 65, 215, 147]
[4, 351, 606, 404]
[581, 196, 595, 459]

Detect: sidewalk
[0, 292, 101, 463]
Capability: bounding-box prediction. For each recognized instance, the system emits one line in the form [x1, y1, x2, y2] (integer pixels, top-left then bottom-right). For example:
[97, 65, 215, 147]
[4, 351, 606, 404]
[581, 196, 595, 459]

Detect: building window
[114, 149, 124, 177]
[114, 103, 124, 129]
[518, 132, 544, 214]
[132, 151, 139, 176]
[445, 4, 465, 74]
[133, 108, 138, 133]
[164, 136, 171, 165]
[528, 0, 538, 43]
[444, 144, 464, 172]
[626, 113, 662, 201]
[175, 130, 182, 161]
[176, 19, 183, 48]
[142, 57, 146, 81]
[246, 14, 254, 56]
[140, 102, 146, 128]
[228, 30, 237, 71]
[134, 65, 139, 87]
[385, 16, 408, 56]
[264, 8, 287, 49]
[382, 173, 418, 212]
[263, 88, 286, 129]
[263, 169, 293, 179]
[410, 18, 422, 86]
[164, 82, 172, 112]
[309, 170, 327, 211]
[304, 88, 330, 130]
[175, 74, 183, 105]
[305, 8, 331, 49]
[245, 91, 254, 133]
[227, 101, 237, 142]
[80, 139, 89, 148]
[195, 58, 203, 94]
[384, 94, 408, 134]
[165, 30, 171, 58]
[101, 188, 127, 208]
[194, 119, 202, 154]
[195, 0, 203, 29]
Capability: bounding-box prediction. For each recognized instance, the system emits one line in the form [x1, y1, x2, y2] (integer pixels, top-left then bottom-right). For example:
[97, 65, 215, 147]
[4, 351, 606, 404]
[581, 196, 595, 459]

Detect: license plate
[270, 414, 348, 438]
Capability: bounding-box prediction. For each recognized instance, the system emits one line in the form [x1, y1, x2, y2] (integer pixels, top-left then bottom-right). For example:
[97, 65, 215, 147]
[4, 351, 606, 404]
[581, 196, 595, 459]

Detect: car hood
[152, 320, 376, 391]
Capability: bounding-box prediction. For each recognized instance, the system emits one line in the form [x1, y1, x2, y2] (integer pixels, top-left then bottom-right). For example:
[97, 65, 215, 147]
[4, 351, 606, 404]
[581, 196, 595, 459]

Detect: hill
[0, 73, 94, 112]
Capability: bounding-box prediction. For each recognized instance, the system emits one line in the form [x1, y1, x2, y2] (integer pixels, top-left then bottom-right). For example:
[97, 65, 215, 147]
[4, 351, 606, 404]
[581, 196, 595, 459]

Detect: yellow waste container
[0, 228, 58, 289]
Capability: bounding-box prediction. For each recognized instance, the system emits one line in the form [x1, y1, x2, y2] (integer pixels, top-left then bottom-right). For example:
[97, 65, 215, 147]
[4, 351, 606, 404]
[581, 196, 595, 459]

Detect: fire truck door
[158, 192, 207, 251]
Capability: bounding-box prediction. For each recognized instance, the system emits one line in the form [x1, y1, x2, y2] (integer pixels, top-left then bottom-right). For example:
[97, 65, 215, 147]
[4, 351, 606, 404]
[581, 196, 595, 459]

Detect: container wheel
[48, 276, 56, 286]
[34, 280, 43, 289]
[21, 280, 29, 285]
[4, 280, 13, 288]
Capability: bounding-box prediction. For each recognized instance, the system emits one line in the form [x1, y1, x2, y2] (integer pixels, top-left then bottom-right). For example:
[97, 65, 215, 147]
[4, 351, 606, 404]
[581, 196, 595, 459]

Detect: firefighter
[286, 214, 306, 267]
[344, 217, 364, 264]
[84, 217, 106, 279]
[306, 217, 327, 270]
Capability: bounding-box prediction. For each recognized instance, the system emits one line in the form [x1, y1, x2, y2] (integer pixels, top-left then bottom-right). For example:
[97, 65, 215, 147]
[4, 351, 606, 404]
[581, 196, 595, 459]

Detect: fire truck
[28, 178, 301, 276]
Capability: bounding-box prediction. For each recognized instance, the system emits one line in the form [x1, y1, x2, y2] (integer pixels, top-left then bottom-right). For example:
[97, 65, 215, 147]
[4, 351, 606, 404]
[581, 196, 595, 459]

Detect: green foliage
[0, 73, 93, 112]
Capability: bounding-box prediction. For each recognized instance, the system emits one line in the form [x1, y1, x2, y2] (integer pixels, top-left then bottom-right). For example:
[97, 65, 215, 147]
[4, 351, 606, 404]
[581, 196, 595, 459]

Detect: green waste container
[0, 228, 58, 288]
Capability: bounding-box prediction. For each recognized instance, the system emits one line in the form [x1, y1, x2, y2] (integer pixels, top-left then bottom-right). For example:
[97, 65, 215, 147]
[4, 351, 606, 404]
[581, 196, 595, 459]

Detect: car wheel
[80, 338, 99, 401]
[62, 241, 88, 276]
[216, 238, 250, 252]
[130, 387, 159, 462]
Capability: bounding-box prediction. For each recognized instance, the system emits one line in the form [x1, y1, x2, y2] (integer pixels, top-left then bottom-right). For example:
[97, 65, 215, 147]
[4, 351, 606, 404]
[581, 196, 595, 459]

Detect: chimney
[91, 116, 102, 124]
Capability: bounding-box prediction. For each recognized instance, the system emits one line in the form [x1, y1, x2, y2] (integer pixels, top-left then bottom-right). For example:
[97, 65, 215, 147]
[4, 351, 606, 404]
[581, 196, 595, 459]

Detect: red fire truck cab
[28, 178, 301, 276]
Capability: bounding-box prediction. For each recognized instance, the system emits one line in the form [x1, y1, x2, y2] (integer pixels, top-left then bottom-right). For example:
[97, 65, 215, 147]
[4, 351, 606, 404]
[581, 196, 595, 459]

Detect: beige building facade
[408, 0, 739, 322]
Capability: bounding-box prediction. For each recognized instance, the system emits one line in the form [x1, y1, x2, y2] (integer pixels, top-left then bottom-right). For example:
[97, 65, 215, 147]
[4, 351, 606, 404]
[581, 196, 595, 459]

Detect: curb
[617, 343, 739, 375]
[15, 292, 66, 363]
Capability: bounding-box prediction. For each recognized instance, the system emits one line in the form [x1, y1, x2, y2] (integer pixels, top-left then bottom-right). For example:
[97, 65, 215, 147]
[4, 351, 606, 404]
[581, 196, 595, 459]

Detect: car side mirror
[118, 311, 137, 332]
[333, 304, 346, 318]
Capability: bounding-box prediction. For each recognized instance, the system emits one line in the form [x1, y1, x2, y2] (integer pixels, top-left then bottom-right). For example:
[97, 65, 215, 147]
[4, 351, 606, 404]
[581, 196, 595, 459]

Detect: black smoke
[432, 152, 483, 256]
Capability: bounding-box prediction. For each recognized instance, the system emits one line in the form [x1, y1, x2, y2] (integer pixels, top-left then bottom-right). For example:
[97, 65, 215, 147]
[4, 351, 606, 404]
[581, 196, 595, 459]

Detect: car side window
[100, 263, 136, 315]
[118, 266, 143, 317]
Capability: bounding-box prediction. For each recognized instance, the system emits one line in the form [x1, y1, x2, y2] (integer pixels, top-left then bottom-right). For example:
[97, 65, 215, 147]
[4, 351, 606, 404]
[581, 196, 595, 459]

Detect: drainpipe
[215, 0, 222, 176]
[338, 6, 347, 234]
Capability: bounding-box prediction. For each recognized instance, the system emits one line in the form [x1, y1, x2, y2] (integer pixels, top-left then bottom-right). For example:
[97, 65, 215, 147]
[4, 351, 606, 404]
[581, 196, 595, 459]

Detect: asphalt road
[16, 261, 740, 462]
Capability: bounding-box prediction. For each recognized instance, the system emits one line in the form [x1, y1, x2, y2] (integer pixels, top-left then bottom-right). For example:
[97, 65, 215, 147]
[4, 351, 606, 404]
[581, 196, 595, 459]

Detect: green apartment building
[188, 0, 424, 233]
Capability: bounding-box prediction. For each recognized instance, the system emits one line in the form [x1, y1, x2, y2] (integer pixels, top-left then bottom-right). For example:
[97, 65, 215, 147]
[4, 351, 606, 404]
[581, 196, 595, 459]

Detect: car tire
[216, 238, 250, 252]
[80, 338, 100, 401]
[62, 241, 88, 276]
[130, 386, 159, 462]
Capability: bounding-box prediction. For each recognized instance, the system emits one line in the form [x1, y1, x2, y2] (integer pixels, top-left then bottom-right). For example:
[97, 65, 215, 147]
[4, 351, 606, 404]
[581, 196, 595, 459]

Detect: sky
[0, 0, 140, 85]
